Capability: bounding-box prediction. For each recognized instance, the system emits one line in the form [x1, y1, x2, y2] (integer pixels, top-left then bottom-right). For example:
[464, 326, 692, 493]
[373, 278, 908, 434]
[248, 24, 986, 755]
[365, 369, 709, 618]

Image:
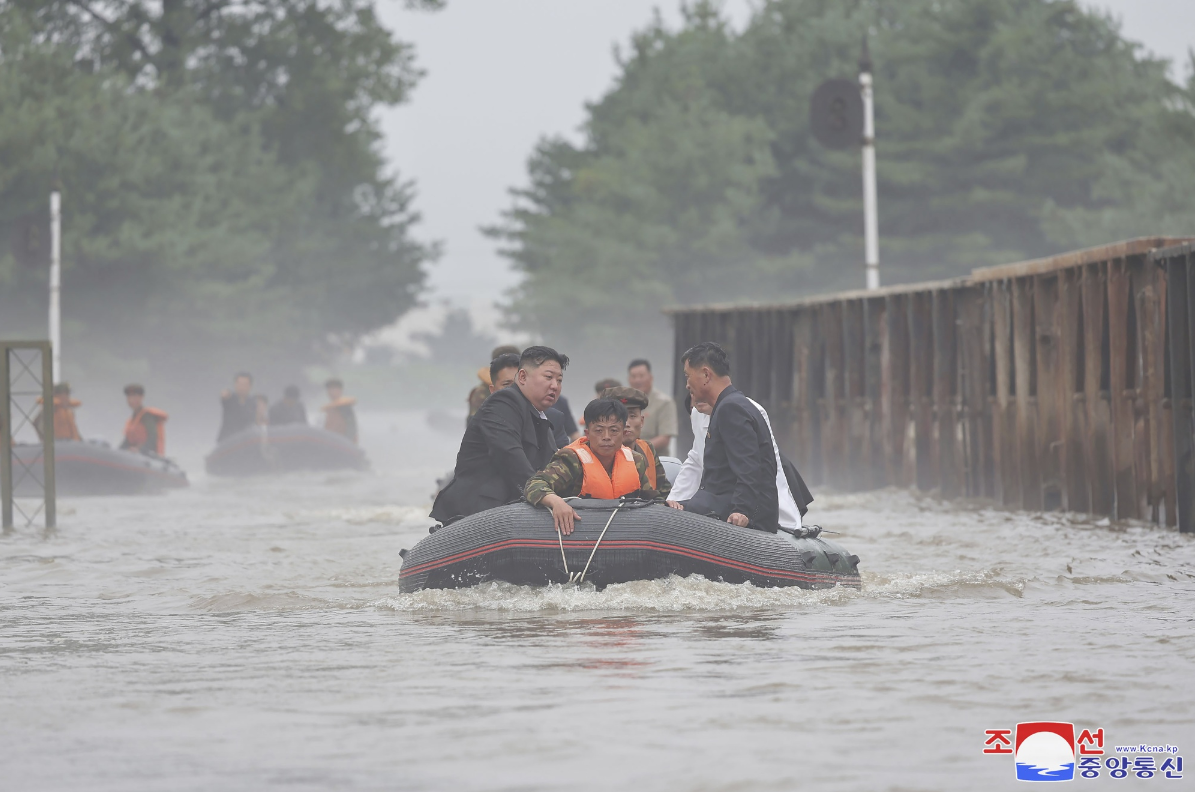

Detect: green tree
[492, 0, 1195, 372]
[0, 1, 440, 385]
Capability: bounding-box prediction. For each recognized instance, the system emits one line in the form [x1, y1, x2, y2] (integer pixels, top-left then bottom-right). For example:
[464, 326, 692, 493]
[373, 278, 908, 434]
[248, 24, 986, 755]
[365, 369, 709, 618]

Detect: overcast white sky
[375, 0, 1195, 336]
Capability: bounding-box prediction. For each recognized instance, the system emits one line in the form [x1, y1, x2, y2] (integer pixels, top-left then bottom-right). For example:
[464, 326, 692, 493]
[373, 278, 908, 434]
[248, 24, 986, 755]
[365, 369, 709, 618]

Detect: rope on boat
[557, 498, 624, 585]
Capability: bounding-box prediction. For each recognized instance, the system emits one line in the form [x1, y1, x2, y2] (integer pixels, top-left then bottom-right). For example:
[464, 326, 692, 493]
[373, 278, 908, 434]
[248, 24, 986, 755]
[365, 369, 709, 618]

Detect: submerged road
[2, 410, 1192, 791]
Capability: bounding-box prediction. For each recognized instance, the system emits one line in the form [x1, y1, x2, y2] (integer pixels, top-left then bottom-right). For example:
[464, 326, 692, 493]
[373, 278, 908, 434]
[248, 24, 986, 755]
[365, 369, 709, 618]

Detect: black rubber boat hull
[11, 440, 188, 497]
[399, 500, 861, 592]
[205, 424, 368, 477]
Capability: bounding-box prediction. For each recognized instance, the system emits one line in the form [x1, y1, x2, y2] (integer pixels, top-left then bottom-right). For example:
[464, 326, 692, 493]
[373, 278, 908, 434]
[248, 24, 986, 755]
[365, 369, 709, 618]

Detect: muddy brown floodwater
[2, 409, 1193, 791]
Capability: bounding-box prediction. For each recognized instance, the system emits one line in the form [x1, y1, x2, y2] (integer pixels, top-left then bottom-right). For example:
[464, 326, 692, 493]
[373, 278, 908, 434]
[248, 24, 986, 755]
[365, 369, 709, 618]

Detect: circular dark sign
[810, 78, 863, 150]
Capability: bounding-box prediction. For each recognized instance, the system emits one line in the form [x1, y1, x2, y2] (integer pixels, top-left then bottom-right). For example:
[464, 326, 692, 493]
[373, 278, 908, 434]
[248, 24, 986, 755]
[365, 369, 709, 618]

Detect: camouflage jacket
[525, 445, 660, 505]
[637, 442, 672, 499]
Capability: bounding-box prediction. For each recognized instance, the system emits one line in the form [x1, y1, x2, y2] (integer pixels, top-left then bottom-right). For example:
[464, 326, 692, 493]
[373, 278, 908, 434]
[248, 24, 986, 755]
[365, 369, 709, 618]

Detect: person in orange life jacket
[524, 399, 658, 535]
[33, 382, 83, 441]
[120, 384, 168, 455]
[321, 378, 358, 443]
[599, 386, 671, 499]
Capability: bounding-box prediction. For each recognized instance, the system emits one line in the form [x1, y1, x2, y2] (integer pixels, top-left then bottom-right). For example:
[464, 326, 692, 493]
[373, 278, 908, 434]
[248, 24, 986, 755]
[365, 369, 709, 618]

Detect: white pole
[49, 190, 61, 382]
[860, 46, 880, 291]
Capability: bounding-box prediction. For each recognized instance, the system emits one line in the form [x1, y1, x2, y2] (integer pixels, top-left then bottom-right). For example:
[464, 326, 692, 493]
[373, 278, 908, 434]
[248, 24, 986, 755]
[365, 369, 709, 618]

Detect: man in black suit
[666, 341, 779, 530]
[431, 346, 569, 524]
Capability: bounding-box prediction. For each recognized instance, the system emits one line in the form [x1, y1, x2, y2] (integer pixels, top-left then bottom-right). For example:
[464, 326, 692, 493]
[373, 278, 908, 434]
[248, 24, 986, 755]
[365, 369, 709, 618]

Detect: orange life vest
[125, 407, 168, 454]
[36, 396, 82, 440]
[635, 438, 658, 490]
[567, 437, 641, 499]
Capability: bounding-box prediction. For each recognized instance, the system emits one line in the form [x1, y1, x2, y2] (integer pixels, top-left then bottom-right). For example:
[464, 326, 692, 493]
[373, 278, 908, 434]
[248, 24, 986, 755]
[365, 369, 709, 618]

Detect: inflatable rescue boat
[205, 424, 368, 477]
[11, 440, 188, 496]
[399, 498, 861, 592]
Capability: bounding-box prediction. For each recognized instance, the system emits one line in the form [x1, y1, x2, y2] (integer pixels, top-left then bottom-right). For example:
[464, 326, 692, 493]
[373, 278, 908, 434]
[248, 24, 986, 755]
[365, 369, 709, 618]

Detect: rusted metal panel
[884, 293, 911, 487]
[1012, 277, 1042, 510]
[908, 291, 937, 490]
[1034, 275, 1065, 510]
[1107, 258, 1139, 519]
[1058, 269, 1089, 513]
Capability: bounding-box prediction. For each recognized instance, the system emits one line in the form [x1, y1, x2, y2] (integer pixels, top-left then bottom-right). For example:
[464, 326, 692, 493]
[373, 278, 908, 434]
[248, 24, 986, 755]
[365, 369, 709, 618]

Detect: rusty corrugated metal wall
[668, 237, 1195, 531]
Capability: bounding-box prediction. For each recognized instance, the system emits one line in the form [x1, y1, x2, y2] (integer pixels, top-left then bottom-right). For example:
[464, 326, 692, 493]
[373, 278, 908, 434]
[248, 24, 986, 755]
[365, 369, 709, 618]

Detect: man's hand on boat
[541, 493, 581, 535]
[727, 512, 749, 527]
[665, 500, 683, 510]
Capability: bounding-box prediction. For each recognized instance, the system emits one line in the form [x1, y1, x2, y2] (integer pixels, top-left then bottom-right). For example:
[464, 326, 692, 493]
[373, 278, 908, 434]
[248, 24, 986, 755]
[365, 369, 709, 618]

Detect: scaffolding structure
[0, 341, 56, 529]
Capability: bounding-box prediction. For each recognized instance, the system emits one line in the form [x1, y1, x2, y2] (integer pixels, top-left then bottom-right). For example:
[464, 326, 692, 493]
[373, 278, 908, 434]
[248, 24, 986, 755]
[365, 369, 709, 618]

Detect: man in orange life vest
[120, 384, 168, 455]
[33, 382, 83, 441]
[321, 378, 358, 443]
[600, 386, 671, 500]
[524, 398, 661, 535]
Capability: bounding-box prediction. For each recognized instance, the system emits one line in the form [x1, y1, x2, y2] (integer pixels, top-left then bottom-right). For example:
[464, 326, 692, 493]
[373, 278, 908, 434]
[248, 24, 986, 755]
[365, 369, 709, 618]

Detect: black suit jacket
[684, 385, 779, 528]
[431, 385, 558, 523]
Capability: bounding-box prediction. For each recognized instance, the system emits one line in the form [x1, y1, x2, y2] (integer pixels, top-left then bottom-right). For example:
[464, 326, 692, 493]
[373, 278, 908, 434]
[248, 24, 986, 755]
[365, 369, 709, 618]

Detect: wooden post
[1058, 268, 1089, 513]
[1012, 277, 1042, 510]
[957, 287, 988, 498]
[821, 303, 846, 489]
[933, 289, 961, 499]
[1081, 264, 1115, 517]
[1034, 275, 1064, 510]
[1165, 253, 1195, 532]
[843, 299, 866, 490]
[1107, 258, 1139, 518]
[908, 292, 936, 490]
[991, 281, 1019, 506]
[864, 297, 886, 488]
[884, 293, 911, 487]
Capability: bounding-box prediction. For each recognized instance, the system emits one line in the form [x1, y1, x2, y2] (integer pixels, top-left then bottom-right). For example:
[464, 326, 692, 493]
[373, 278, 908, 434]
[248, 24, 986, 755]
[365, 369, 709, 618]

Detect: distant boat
[205, 424, 368, 477]
[11, 439, 188, 496]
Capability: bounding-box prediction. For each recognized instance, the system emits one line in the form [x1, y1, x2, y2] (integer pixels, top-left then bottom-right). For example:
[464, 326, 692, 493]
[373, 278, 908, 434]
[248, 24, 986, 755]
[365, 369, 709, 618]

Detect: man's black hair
[124, 383, 145, 396]
[234, 371, 253, 382]
[520, 345, 569, 371]
[284, 385, 301, 399]
[681, 341, 731, 377]
[583, 398, 627, 427]
[627, 358, 651, 372]
[325, 377, 344, 389]
[490, 352, 521, 384]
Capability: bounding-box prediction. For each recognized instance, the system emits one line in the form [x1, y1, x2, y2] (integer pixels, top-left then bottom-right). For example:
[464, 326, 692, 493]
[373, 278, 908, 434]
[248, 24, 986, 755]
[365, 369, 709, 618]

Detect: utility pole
[49, 189, 61, 383]
[860, 37, 880, 291]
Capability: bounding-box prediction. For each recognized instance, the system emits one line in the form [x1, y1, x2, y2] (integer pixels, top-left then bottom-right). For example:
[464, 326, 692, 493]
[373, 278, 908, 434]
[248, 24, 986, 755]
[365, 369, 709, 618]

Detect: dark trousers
[679, 490, 732, 521]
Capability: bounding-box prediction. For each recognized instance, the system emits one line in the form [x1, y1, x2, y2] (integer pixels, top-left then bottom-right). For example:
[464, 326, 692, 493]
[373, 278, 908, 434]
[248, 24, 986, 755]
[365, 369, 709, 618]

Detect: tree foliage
[0, 1, 439, 384]
[492, 0, 1195, 371]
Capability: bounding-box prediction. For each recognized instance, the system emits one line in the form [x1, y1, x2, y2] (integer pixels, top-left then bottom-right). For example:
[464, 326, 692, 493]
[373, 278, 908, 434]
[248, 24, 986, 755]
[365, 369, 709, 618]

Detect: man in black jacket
[431, 346, 569, 524]
[666, 342, 779, 530]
